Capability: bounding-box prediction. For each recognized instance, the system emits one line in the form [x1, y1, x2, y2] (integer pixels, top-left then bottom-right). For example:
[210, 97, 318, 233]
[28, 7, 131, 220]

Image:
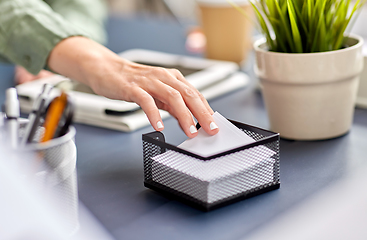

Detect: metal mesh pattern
[263, 141, 281, 183]
[19, 123, 79, 232]
[53, 170, 79, 232]
[143, 141, 164, 181]
[142, 123, 280, 210]
[38, 139, 78, 232]
[241, 128, 267, 141]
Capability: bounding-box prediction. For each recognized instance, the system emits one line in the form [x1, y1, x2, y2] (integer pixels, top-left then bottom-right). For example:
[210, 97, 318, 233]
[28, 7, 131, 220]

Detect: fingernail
[189, 125, 197, 134]
[210, 122, 218, 130]
[157, 121, 164, 129]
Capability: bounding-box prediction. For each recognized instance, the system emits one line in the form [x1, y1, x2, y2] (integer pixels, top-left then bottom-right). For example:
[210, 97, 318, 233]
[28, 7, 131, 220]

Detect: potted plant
[231, 0, 365, 140]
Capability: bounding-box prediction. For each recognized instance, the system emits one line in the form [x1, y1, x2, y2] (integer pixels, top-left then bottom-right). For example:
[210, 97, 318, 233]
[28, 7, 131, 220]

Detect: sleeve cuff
[0, 0, 91, 75]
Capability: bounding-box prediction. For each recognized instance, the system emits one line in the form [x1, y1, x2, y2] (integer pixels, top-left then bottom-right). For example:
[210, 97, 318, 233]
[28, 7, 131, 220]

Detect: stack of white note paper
[151, 112, 276, 204]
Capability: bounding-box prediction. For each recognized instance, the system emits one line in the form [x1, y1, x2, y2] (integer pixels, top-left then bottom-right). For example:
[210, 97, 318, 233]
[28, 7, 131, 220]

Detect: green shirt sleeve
[44, 0, 107, 44]
[0, 0, 107, 75]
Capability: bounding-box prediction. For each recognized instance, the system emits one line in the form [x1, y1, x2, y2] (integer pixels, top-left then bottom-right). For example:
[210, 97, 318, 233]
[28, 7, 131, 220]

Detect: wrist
[48, 36, 123, 88]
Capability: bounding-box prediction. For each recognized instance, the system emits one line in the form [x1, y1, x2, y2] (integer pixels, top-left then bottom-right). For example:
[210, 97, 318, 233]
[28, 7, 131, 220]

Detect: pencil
[41, 92, 67, 143]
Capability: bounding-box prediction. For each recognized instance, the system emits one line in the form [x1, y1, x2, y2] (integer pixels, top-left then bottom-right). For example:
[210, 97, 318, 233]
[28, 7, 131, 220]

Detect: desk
[1, 16, 367, 240]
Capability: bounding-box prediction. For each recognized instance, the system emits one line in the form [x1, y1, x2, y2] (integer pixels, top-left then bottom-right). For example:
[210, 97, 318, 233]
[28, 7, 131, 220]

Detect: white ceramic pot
[356, 53, 367, 108]
[254, 35, 364, 140]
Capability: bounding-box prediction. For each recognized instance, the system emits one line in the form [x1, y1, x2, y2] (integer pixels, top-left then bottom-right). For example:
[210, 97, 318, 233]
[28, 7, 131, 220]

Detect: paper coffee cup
[197, 0, 253, 64]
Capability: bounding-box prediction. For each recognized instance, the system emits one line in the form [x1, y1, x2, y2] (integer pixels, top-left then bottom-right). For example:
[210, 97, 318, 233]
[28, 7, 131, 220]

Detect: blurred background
[106, 0, 197, 22]
[103, 0, 256, 68]
[104, 0, 367, 63]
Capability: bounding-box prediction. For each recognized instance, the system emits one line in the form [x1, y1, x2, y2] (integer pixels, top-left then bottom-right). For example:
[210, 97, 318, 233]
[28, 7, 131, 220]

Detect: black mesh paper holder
[142, 119, 280, 211]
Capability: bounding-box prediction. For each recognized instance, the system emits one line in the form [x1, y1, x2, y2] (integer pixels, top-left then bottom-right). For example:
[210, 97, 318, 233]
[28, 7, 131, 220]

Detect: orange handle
[41, 92, 67, 143]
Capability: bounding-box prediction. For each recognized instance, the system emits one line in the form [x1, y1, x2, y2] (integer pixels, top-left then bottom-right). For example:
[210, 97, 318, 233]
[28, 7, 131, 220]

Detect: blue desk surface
[1, 16, 367, 240]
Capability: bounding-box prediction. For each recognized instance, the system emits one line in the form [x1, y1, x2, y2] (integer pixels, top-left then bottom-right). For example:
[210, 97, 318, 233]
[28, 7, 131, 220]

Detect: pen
[5, 88, 20, 149]
[21, 84, 53, 145]
[41, 92, 67, 143]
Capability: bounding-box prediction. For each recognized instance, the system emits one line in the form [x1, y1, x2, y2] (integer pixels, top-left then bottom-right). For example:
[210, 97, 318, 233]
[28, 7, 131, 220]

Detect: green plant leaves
[229, 0, 366, 53]
[248, 1, 276, 50]
[287, 0, 303, 53]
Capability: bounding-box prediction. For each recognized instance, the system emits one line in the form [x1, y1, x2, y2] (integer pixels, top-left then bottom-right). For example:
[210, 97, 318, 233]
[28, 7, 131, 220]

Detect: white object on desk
[356, 41, 367, 108]
[178, 111, 256, 157]
[16, 49, 249, 132]
[152, 149, 275, 203]
[5, 88, 20, 149]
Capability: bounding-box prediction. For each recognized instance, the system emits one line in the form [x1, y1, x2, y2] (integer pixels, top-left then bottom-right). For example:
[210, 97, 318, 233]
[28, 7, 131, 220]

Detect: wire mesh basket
[18, 122, 79, 233]
[142, 119, 280, 211]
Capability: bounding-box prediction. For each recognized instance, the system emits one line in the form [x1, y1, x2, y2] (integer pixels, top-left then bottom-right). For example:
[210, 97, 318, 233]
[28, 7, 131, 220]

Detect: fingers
[37, 70, 55, 79]
[156, 100, 198, 137]
[155, 68, 219, 136]
[103, 61, 218, 137]
[167, 69, 214, 115]
[15, 66, 54, 84]
[15, 66, 35, 84]
[132, 85, 199, 138]
[149, 82, 198, 138]
[129, 87, 164, 132]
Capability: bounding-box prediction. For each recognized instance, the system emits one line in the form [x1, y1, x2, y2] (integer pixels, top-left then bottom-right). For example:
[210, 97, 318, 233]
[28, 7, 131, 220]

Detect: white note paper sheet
[178, 112, 256, 157]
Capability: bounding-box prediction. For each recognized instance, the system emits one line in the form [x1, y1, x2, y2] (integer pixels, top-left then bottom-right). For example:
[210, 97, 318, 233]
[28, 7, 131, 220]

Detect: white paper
[152, 145, 275, 182]
[151, 147, 276, 203]
[178, 111, 256, 157]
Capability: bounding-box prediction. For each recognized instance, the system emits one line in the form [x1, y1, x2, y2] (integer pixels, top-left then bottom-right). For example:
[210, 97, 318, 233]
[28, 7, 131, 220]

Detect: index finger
[164, 68, 219, 135]
[167, 69, 214, 115]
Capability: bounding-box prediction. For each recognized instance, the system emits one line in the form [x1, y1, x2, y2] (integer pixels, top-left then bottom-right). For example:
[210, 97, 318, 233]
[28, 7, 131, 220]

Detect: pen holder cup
[142, 120, 280, 211]
[18, 122, 78, 233]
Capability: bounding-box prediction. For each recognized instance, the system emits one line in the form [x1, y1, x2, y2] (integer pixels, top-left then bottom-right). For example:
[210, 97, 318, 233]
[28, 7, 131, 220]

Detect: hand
[48, 37, 219, 138]
[15, 66, 54, 84]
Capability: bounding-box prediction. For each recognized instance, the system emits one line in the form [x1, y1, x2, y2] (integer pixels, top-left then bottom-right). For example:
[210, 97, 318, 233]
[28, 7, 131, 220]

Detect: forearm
[48, 36, 122, 96]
